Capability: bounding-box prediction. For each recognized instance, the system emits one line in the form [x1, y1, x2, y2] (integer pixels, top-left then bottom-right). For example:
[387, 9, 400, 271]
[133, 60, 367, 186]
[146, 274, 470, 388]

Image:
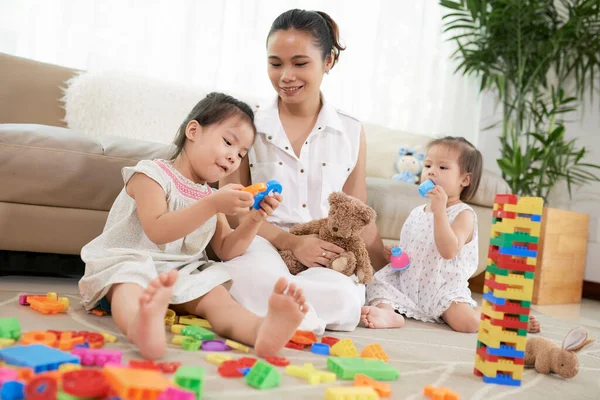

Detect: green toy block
[486, 264, 508, 276]
[245, 360, 280, 390]
[0, 318, 21, 340]
[175, 366, 205, 399]
[182, 337, 201, 351]
[519, 314, 530, 323]
[517, 329, 528, 337]
[490, 232, 538, 247]
[326, 357, 400, 381]
[182, 325, 214, 341]
[524, 272, 535, 279]
[57, 391, 95, 400]
[521, 301, 531, 308]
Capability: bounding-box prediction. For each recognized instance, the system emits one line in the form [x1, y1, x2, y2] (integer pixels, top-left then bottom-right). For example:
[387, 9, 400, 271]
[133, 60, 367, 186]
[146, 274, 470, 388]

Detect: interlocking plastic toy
[325, 386, 378, 400]
[423, 385, 460, 400]
[0, 344, 80, 373]
[242, 180, 283, 210]
[245, 360, 280, 389]
[390, 247, 410, 270]
[418, 179, 435, 197]
[0, 318, 21, 340]
[174, 366, 205, 399]
[291, 330, 317, 345]
[327, 357, 400, 381]
[330, 339, 358, 358]
[354, 373, 392, 398]
[360, 344, 389, 363]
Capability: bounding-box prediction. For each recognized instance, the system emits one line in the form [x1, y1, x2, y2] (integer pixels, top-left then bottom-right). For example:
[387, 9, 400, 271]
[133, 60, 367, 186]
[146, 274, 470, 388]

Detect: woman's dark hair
[171, 92, 256, 160]
[267, 9, 345, 68]
[427, 136, 483, 202]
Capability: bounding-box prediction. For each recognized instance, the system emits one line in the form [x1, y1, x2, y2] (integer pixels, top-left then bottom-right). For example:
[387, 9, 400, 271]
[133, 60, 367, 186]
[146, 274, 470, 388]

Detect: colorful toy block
[0, 344, 80, 373]
[62, 369, 110, 398]
[224, 340, 249, 353]
[327, 357, 400, 381]
[179, 315, 211, 329]
[354, 373, 392, 398]
[325, 386, 378, 400]
[205, 353, 232, 366]
[360, 344, 389, 362]
[321, 336, 340, 347]
[0, 368, 18, 384]
[171, 325, 214, 341]
[264, 356, 290, 367]
[71, 347, 122, 367]
[28, 293, 69, 314]
[245, 360, 280, 389]
[330, 339, 358, 357]
[0, 339, 16, 348]
[311, 343, 330, 355]
[158, 387, 196, 400]
[164, 309, 178, 326]
[103, 366, 171, 400]
[0, 318, 21, 340]
[475, 194, 542, 387]
[25, 375, 59, 399]
[181, 337, 201, 351]
[290, 330, 317, 345]
[174, 366, 205, 399]
[0, 380, 24, 400]
[423, 385, 460, 400]
[285, 363, 336, 385]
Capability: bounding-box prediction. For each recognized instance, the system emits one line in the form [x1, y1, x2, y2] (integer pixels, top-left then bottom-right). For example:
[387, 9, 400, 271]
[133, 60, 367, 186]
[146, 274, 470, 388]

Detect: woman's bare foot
[361, 305, 405, 329]
[127, 270, 177, 360]
[528, 314, 541, 333]
[254, 278, 307, 357]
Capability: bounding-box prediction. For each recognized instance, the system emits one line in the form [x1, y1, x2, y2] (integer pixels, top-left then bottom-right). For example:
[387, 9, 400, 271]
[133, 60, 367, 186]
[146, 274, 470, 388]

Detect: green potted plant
[440, 0, 600, 304]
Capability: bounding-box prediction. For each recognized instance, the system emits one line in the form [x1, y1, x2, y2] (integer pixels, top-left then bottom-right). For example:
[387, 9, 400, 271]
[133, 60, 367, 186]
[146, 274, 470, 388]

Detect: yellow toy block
[0, 338, 15, 348]
[491, 218, 541, 237]
[205, 353, 232, 365]
[325, 386, 379, 400]
[360, 343, 389, 362]
[526, 257, 537, 266]
[164, 309, 178, 326]
[481, 300, 504, 320]
[475, 354, 523, 380]
[516, 197, 544, 215]
[179, 315, 212, 329]
[100, 332, 117, 343]
[285, 363, 336, 385]
[59, 363, 82, 373]
[478, 323, 526, 351]
[172, 335, 186, 345]
[484, 284, 533, 302]
[491, 272, 535, 288]
[330, 339, 359, 357]
[225, 339, 250, 353]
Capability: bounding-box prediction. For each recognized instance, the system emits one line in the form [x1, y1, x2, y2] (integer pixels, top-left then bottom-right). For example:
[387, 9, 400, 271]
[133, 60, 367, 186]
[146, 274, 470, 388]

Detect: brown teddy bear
[279, 192, 376, 284]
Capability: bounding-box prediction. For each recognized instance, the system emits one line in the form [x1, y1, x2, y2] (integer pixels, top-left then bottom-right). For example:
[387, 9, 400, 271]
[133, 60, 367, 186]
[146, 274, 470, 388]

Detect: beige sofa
[0, 53, 510, 279]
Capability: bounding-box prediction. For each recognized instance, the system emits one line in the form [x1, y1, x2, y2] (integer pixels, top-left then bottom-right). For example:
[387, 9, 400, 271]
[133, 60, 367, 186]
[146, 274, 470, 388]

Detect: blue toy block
[0, 344, 80, 373]
[530, 214, 541, 222]
[418, 179, 435, 197]
[239, 367, 251, 376]
[0, 381, 25, 400]
[483, 373, 522, 387]
[253, 180, 283, 210]
[499, 246, 537, 258]
[485, 345, 525, 358]
[482, 291, 506, 305]
[311, 343, 330, 356]
[74, 343, 89, 348]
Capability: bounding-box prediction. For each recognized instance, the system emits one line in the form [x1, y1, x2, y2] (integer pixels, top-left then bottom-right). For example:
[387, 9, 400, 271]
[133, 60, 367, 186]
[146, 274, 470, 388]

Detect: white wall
[478, 92, 600, 283]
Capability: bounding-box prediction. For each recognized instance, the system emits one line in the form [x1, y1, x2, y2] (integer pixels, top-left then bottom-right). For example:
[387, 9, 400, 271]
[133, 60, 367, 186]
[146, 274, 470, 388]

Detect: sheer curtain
[0, 0, 482, 143]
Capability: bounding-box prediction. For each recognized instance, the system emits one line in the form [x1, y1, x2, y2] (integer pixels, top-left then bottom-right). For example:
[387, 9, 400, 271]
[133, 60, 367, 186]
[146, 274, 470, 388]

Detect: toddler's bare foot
[254, 278, 307, 357]
[528, 314, 541, 333]
[361, 305, 405, 329]
[127, 270, 177, 360]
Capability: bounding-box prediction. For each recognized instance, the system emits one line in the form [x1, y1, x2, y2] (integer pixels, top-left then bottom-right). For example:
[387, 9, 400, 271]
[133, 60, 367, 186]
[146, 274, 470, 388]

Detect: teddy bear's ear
[328, 191, 347, 207]
[398, 147, 408, 156]
[416, 152, 426, 161]
[563, 327, 595, 352]
[357, 204, 377, 225]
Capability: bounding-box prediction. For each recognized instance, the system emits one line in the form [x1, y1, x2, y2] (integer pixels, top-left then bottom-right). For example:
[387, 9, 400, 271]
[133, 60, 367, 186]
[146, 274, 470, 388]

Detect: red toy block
[490, 316, 528, 330]
[476, 346, 498, 362]
[291, 330, 317, 345]
[129, 360, 160, 370]
[62, 369, 109, 398]
[321, 336, 340, 347]
[265, 356, 290, 367]
[484, 276, 508, 291]
[493, 210, 516, 219]
[237, 357, 257, 368]
[492, 301, 531, 316]
[218, 360, 244, 378]
[285, 341, 305, 350]
[157, 361, 181, 374]
[495, 194, 518, 205]
[25, 376, 58, 400]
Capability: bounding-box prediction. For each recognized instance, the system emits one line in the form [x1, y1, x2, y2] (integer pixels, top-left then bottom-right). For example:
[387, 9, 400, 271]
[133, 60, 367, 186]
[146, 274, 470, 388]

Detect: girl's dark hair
[427, 136, 483, 202]
[171, 92, 256, 160]
[267, 9, 345, 68]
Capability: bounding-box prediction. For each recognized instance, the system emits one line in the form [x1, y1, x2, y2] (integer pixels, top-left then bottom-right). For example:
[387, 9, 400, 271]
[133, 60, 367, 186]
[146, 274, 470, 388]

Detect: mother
[221, 9, 386, 333]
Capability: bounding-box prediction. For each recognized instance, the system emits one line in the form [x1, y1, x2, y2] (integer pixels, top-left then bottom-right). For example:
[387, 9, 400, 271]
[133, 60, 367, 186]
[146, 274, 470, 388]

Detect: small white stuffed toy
[392, 146, 425, 184]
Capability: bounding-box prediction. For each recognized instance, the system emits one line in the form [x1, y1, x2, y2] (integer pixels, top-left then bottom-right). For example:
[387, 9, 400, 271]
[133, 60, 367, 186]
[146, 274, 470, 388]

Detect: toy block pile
[474, 194, 543, 387]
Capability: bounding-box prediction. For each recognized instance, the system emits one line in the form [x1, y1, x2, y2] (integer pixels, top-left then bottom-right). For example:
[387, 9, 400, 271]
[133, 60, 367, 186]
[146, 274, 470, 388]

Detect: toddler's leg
[179, 277, 306, 357]
[361, 302, 405, 329]
[107, 270, 177, 359]
[442, 302, 480, 333]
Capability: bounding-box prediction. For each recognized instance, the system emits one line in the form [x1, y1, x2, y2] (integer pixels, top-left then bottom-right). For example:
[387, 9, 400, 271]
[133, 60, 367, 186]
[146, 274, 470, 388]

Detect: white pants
[221, 236, 365, 334]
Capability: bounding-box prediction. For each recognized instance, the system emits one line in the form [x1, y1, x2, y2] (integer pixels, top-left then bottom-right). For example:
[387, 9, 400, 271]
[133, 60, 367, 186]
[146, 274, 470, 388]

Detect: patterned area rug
[1, 290, 599, 400]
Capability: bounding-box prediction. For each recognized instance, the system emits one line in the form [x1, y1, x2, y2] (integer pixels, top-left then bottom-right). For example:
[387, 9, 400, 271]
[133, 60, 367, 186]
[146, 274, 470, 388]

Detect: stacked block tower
[474, 194, 544, 387]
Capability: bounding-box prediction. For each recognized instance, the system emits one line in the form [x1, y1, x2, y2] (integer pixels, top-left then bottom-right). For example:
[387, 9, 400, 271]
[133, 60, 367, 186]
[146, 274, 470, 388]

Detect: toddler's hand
[250, 192, 282, 222]
[383, 245, 393, 262]
[210, 184, 254, 215]
[426, 185, 448, 215]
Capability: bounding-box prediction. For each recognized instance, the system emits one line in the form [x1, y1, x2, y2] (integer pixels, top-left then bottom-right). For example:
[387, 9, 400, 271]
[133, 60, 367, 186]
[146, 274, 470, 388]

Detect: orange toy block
[21, 331, 57, 347]
[360, 344, 389, 362]
[28, 294, 69, 314]
[58, 332, 85, 351]
[103, 366, 172, 400]
[354, 373, 391, 398]
[241, 183, 267, 195]
[424, 385, 460, 400]
[291, 330, 317, 345]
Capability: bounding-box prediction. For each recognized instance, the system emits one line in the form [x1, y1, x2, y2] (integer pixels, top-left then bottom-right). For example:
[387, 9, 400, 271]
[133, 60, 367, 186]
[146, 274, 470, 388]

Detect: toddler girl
[79, 92, 307, 359]
[362, 136, 540, 333]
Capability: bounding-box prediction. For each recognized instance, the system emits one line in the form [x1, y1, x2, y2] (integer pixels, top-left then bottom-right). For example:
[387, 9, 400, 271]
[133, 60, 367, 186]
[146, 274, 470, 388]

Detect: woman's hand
[250, 193, 282, 222]
[291, 234, 345, 268]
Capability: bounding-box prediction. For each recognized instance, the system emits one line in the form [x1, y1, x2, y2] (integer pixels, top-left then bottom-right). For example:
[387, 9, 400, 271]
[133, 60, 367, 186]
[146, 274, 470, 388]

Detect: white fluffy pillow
[63, 71, 258, 145]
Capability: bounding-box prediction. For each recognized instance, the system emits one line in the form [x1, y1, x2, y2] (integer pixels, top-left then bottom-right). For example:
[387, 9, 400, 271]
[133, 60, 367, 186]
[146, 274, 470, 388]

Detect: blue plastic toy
[311, 343, 330, 356]
[0, 344, 80, 373]
[242, 180, 283, 210]
[390, 247, 410, 270]
[0, 381, 24, 400]
[418, 179, 435, 197]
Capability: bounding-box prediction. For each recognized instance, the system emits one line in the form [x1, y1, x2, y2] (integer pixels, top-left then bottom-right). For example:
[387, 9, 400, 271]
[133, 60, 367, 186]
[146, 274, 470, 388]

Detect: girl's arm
[209, 209, 266, 261]
[433, 210, 474, 259]
[127, 173, 218, 245]
[342, 126, 388, 271]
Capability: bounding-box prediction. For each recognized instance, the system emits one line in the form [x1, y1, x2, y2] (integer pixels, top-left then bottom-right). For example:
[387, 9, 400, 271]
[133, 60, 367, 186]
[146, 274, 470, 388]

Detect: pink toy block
[0, 367, 18, 384]
[18, 294, 44, 305]
[158, 387, 196, 400]
[71, 348, 122, 366]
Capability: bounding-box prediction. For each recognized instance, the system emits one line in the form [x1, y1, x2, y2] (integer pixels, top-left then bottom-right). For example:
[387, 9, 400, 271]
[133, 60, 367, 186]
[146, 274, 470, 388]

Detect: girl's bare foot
[254, 278, 307, 357]
[361, 305, 405, 329]
[528, 314, 541, 333]
[127, 270, 177, 360]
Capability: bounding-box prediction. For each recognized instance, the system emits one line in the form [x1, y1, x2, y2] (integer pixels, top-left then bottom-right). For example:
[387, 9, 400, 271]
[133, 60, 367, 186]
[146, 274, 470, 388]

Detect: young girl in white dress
[362, 136, 540, 333]
[79, 92, 307, 359]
